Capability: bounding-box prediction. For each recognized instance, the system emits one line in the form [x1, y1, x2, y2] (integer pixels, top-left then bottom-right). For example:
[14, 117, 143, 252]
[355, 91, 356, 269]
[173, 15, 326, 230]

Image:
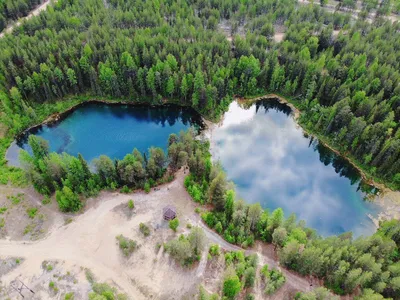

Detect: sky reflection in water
[212, 100, 380, 237]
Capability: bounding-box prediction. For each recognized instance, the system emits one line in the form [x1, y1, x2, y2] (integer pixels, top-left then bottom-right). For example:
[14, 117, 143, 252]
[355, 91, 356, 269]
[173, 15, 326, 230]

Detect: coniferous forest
[0, 0, 400, 189]
[2, 0, 400, 298]
[0, 0, 45, 31]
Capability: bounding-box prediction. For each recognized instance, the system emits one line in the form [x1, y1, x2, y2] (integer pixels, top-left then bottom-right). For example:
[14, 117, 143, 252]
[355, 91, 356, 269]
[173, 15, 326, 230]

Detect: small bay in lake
[6, 102, 203, 166]
[211, 99, 381, 237]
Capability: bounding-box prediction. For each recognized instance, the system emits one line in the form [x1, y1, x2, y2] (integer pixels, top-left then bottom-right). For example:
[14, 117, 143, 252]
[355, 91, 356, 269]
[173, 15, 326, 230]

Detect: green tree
[223, 266, 242, 298]
[56, 186, 82, 212]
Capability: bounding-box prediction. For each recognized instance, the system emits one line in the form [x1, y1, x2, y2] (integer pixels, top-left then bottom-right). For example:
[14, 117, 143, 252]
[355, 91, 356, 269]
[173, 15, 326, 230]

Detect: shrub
[201, 212, 216, 228]
[144, 182, 150, 193]
[139, 223, 151, 236]
[199, 286, 219, 300]
[245, 294, 255, 300]
[169, 218, 179, 232]
[120, 186, 131, 194]
[128, 199, 134, 209]
[56, 187, 82, 212]
[49, 281, 55, 289]
[209, 244, 220, 256]
[243, 267, 256, 288]
[46, 264, 53, 271]
[261, 265, 286, 295]
[165, 227, 206, 266]
[89, 282, 128, 300]
[215, 221, 223, 233]
[0, 207, 7, 214]
[64, 292, 74, 300]
[85, 269, 96, 284]
[223, 266, 242, 298]
[116, 234, 137, 256]
[42, 196, 51, 205]
[27, 207, 38, 219]
[0, 218, 4, 228]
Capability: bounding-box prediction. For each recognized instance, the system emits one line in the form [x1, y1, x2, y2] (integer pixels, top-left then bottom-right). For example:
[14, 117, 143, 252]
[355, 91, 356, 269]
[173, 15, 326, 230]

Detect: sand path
[0, 170, 315, 298]
[0, 0, 54, 38]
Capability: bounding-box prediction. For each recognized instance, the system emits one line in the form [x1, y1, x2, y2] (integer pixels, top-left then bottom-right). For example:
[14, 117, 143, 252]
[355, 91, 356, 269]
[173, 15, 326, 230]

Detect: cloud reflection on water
[212, 101, 379, 237]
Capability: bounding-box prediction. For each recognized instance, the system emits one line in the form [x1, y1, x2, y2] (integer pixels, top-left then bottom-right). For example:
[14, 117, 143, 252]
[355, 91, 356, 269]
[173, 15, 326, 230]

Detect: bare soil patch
[0, 170, 322, 299]
[0, 185, 58, 241]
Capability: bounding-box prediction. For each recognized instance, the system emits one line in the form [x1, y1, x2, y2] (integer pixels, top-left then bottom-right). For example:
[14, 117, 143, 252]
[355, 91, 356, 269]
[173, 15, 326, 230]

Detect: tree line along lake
[6, 100, 381, 236]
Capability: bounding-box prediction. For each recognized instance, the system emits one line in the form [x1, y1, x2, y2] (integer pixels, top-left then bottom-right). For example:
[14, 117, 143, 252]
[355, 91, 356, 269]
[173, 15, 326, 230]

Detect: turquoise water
[7, 103, 202, 165]
[211, 100, 380, 237]
[7, 100, 380, 236]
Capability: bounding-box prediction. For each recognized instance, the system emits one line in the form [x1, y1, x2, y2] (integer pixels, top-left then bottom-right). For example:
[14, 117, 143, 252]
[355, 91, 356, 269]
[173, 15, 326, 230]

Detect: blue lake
[211, 100, 380, 237]
[7, 100, 381, 236]
[6, 102, 202, 165]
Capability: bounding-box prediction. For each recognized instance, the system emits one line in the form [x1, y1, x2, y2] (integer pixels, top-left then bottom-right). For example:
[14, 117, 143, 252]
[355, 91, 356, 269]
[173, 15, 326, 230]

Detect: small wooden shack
[163, 205, 176, 221]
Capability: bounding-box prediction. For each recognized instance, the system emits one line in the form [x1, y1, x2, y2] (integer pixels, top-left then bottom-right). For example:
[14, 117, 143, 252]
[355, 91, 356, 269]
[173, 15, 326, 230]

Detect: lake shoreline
[237, 94, 395, 197]
[5, 95, 399, 232]
[5, 95, 400, 210]
[12, 99, 206, 143]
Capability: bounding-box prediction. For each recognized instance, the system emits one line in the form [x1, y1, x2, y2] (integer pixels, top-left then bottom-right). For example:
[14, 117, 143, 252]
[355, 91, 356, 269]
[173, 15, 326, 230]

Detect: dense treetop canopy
[1, 1, 400, 297]
[0, 0, 399, 188]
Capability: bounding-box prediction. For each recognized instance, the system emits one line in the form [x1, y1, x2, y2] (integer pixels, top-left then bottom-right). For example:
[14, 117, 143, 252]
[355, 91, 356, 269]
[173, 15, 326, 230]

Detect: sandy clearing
[0, 0, 54, 38]
[299, 0, 400, 23]
[0, 169, 318, 299]
[273, 32, 285, 43]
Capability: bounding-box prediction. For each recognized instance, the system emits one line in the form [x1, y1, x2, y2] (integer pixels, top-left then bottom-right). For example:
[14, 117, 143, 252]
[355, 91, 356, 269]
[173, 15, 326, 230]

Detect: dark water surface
[6, 103, 202, 165]
[211, 100, 380, 237]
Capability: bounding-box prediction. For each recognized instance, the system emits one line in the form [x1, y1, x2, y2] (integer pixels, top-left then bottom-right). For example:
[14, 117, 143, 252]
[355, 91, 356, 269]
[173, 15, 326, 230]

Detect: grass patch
[85, 268, 96, 284]
[27, 207, 38, 219]
[7, 193, 24, 205]
[90, 282, 128, 300]
[116, 234, 137, 256]
[42, 196, 51, 205]
[23, 224, 33, 235]
[64, 292, 74, 300]
[139, 223, 151, 237]
[49, 280, 59, 293]
[0, 218, 5, 229]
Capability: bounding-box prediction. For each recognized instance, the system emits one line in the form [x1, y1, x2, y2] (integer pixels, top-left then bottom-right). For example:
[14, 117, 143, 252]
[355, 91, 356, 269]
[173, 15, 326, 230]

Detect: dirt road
[0, 170, 316, 298]
[0, 0, 53, 38]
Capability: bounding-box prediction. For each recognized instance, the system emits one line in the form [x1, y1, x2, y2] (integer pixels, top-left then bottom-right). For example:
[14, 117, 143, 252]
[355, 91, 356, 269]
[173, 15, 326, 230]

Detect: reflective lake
[6, 102, 202, 166]
[211, 99, 381, 237]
